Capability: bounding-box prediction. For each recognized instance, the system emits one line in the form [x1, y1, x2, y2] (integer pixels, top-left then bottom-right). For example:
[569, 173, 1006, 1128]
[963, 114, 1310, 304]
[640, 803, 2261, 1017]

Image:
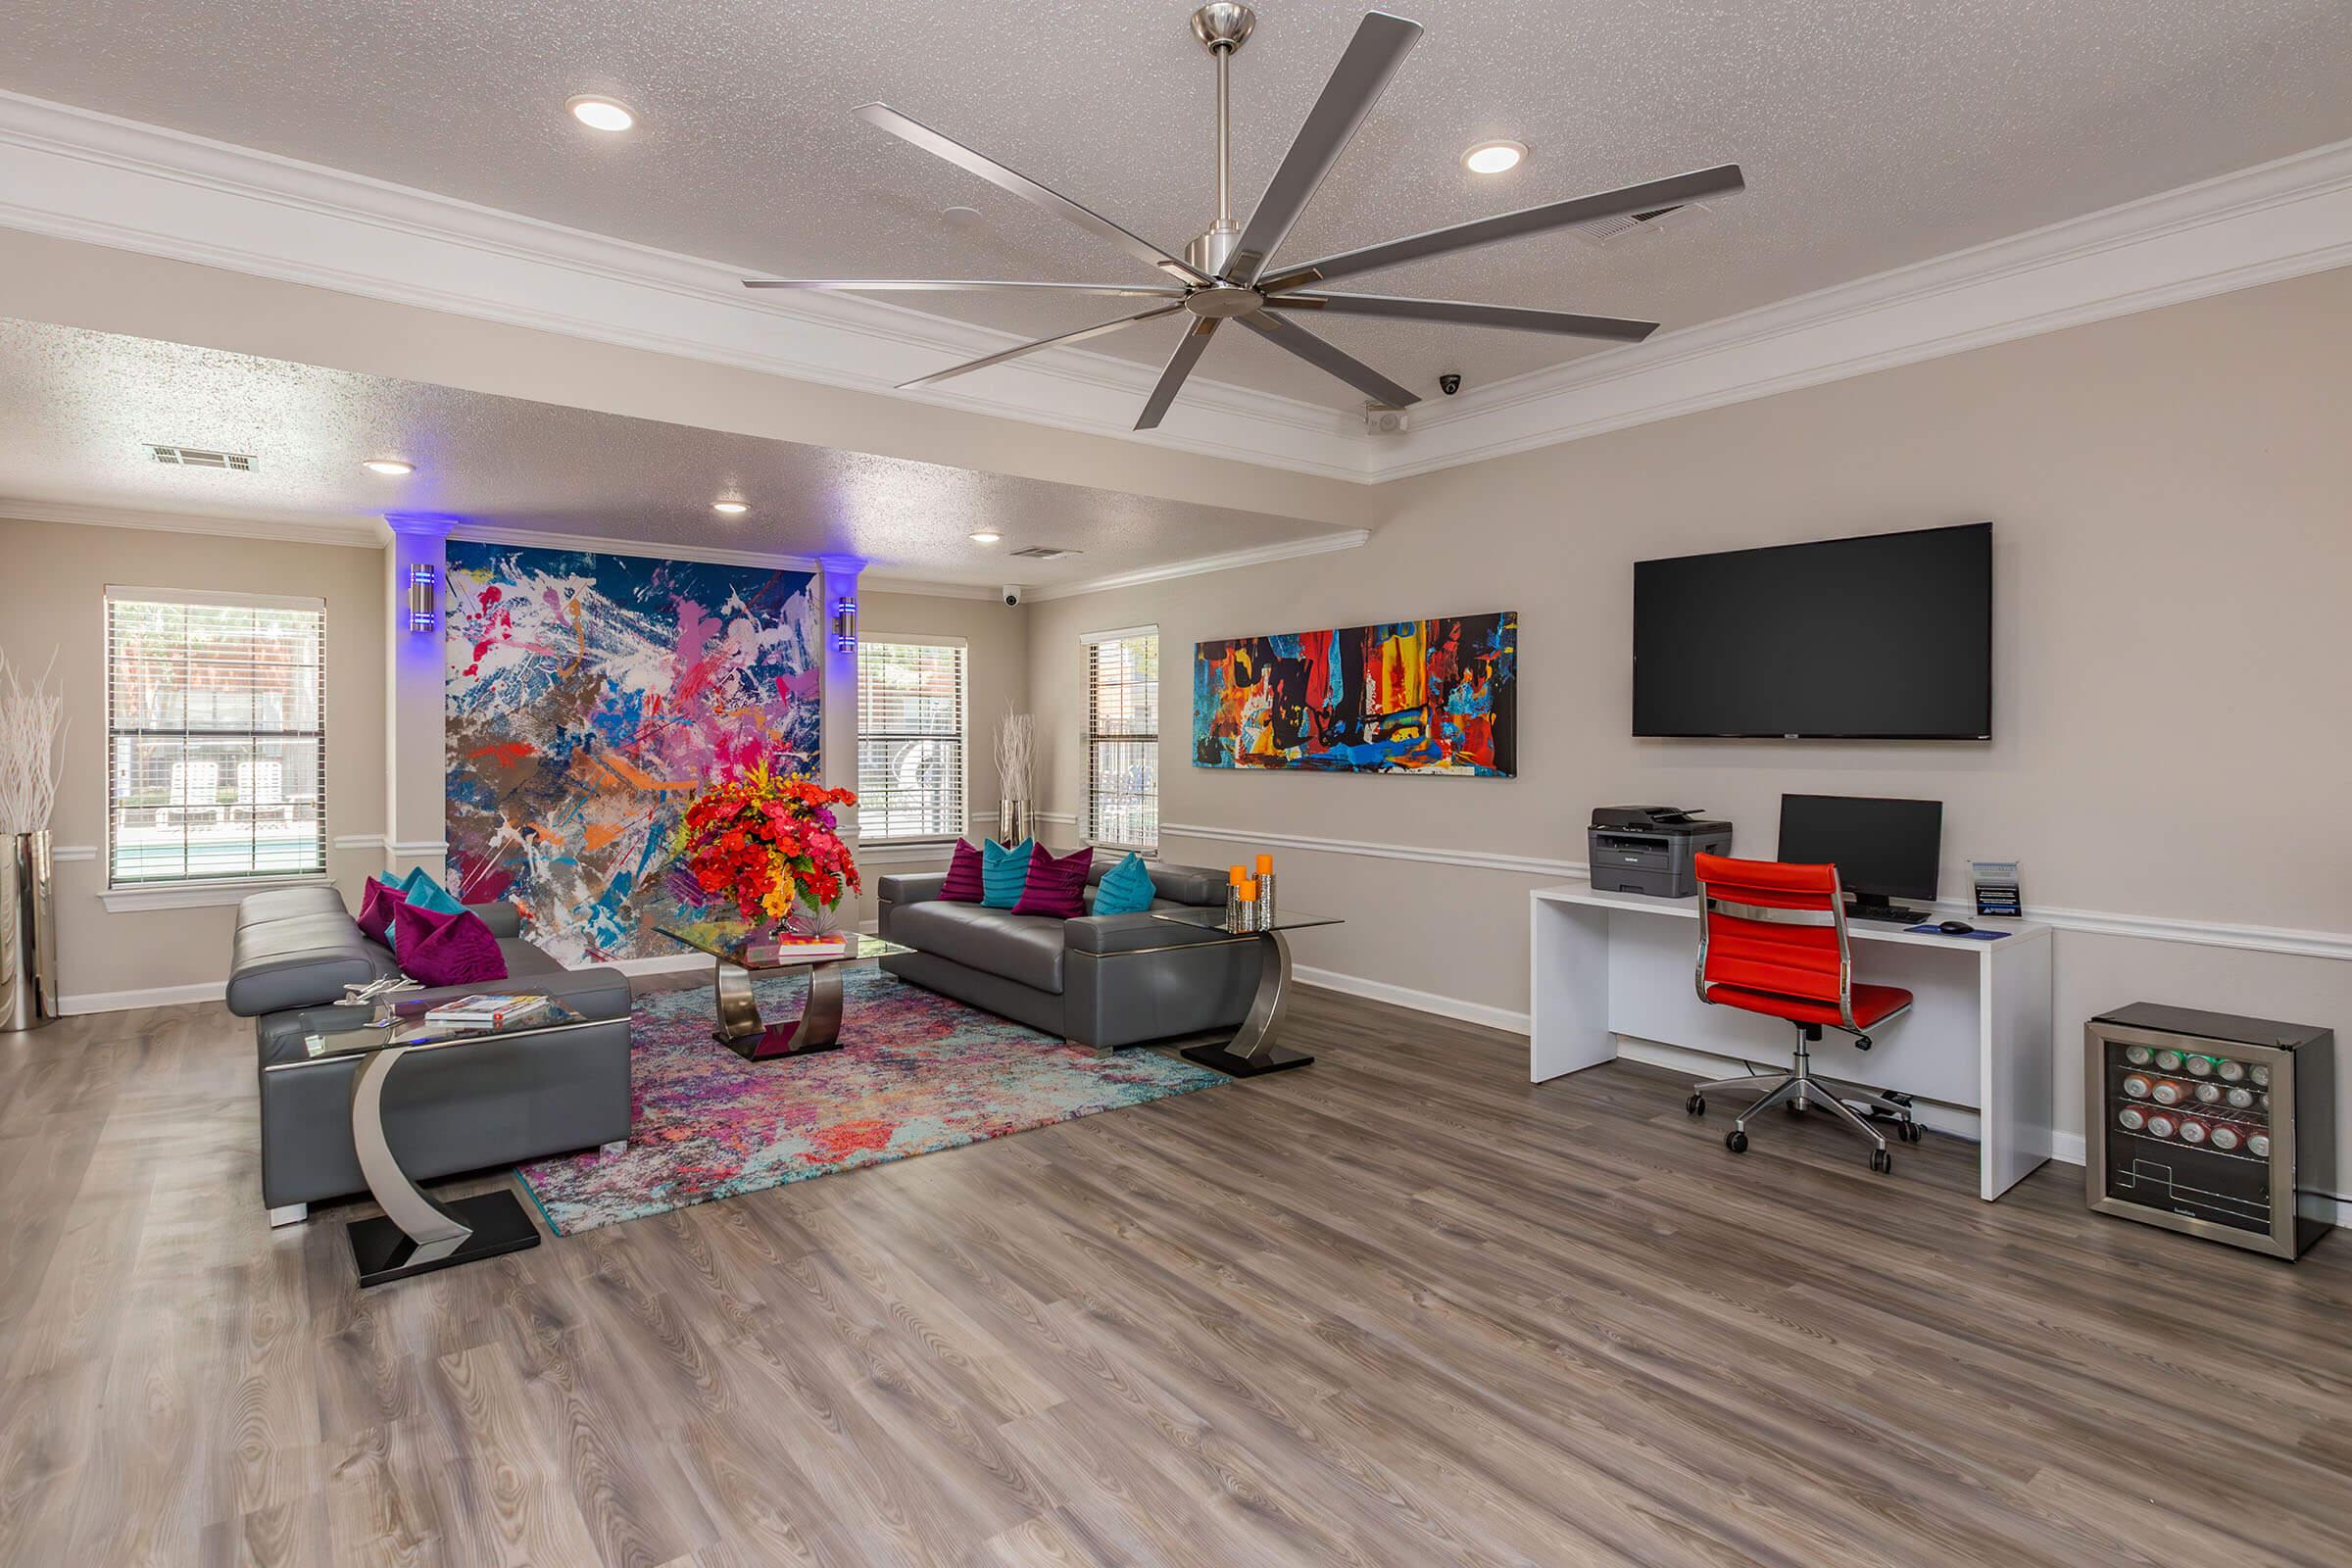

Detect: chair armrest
[1065, 911, 1247, 956]
[465, 902, 523, 939]
[877, 872, 948, 906]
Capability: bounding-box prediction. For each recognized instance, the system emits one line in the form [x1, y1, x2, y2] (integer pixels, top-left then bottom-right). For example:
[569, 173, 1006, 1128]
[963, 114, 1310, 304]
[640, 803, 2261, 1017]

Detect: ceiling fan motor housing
[1190, 4, 1255, 54]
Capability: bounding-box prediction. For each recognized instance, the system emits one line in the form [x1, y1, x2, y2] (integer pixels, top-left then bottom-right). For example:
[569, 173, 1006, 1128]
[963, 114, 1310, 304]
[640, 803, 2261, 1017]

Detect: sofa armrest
[1064, 910, 1248, 956]
[466, 901, 523, 939]
[877, 872, 948, 906]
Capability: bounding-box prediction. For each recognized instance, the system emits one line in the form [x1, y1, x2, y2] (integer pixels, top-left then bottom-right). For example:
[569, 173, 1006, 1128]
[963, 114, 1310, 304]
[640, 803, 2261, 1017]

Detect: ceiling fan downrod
[1188, 3, 1255, 277]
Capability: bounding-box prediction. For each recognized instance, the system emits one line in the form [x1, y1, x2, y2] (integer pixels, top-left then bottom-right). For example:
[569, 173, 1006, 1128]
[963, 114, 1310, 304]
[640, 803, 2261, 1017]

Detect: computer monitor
[1777, 794, 1943, 920]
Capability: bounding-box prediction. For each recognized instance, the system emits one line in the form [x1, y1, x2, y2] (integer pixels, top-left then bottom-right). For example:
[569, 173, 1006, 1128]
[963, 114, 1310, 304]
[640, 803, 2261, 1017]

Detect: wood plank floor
[3, 976, 2348, 1568]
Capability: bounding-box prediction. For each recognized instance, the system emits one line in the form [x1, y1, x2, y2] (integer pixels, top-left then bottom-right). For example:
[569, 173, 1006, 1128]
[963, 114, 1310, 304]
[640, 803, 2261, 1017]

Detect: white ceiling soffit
[2, 90, 2349, 487]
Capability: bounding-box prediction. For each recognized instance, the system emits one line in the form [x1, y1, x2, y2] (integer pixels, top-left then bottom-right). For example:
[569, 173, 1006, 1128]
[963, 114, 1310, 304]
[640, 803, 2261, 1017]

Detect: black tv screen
[1633, 522, 1990, 739]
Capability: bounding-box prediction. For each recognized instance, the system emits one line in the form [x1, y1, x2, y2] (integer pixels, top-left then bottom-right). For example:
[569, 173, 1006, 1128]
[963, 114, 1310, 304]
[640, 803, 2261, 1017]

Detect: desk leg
[1981, 934, 2055, 1200]
[1183, 932, 1312, 1078]
[714, 958, 847, 1060]
[345, 1045, 541, 1288]
[1531, 896, 1617, 1082]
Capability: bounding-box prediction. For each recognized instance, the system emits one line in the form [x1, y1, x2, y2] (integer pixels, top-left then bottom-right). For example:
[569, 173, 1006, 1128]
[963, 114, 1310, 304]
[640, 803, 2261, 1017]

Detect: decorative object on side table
[0, 647, 65, 1034]
[301, 998, 600, 1286]
[1154, 904, 1341, 1077]
[995, 710, 1036, 845]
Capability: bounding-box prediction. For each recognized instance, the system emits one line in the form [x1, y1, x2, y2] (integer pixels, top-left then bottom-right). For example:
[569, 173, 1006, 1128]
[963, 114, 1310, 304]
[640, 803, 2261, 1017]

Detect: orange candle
[1254, 853, 1273, 876]
[1228, 863, 1248, 885]
[1238, 878, 1258, 902]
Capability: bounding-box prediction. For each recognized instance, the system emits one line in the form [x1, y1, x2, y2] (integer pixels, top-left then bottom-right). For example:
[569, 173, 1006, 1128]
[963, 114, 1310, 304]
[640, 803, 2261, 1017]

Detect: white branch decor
[995, 711, 1036, 802]
[0, 648, 67, 835]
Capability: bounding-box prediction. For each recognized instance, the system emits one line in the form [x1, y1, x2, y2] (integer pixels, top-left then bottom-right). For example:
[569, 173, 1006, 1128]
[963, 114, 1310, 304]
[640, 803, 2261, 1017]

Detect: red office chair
[1685, 853, 1920, 1172]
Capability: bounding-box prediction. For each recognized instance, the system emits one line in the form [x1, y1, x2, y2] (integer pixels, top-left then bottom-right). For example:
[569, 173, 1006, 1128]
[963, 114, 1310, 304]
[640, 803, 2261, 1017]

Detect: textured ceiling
[0, 318, 1347, 584]
[6, 1, 2349, 411]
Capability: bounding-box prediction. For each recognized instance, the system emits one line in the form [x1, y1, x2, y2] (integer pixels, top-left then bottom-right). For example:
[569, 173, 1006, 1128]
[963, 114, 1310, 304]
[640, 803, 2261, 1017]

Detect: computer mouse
[1937, 919, 1976, 936]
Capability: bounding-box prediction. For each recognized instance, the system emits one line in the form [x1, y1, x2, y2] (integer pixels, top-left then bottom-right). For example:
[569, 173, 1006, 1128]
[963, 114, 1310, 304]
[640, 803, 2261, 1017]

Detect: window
[1085, 627, 1158, 853]
[105, 589, 326, 886]
[857, 639, 967, 842]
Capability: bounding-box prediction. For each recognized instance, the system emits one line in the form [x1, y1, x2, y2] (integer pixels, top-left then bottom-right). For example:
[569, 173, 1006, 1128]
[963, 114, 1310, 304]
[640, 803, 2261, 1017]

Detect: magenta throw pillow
[1012, 843, 1092, 919]
[939, 838, 985, 903]
[393, 901, 510, 988]
[356, 877, 406, 946]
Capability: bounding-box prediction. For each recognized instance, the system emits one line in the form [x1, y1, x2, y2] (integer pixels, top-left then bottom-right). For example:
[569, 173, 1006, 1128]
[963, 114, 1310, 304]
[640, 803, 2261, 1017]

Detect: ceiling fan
[746, 4, 1744, 430]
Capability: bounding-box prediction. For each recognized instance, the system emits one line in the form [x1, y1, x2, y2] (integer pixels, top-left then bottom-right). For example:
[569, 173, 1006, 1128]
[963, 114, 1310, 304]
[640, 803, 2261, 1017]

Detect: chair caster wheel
[1903, 1121, 1923, 1143]
[1726, 1129, 1749, 1153]
[1870, 1148, 1893, 1174]
[1686, 1094, 1705, 1117]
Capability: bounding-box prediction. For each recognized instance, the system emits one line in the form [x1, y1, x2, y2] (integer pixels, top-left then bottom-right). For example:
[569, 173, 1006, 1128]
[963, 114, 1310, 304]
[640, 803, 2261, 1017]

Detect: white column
[384, 514, 451, 882]
[815, 557, 862, 848]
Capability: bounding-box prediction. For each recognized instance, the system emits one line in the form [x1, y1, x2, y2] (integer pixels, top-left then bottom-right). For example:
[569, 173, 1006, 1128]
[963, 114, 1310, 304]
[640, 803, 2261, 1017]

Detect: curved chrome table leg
[713, 956, 848, 1060]
[1181, 930, 1315, 1078]
[344, 1043, 541, 1287]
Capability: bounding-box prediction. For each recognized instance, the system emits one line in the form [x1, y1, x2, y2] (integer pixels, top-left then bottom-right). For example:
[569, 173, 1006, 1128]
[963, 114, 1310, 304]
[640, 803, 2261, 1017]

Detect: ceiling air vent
[1576, 203, 1705, 247]
[148, 444, 258, 470]
[1008, 546, 1082, 561]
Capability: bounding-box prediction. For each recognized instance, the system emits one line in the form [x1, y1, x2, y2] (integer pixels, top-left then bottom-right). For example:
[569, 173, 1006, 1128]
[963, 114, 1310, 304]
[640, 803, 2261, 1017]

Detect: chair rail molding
[2, 90, 2347, 486]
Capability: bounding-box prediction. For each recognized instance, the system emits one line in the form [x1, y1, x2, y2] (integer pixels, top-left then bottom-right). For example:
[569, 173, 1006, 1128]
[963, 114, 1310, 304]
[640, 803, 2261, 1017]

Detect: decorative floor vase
[998, 800, 1033, 846]
[1, 829, 58, 1033]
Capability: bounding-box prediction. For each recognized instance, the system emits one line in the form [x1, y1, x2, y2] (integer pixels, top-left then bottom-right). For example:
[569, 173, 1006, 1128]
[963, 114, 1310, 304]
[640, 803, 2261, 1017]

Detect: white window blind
[1086, 630, 1158, 853]
[105, 589, 327, 886]
[857, 640, 967, 842]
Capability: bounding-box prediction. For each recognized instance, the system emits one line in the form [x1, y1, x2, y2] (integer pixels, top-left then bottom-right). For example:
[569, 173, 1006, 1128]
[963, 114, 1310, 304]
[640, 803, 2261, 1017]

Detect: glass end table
[1149, 907, 1343, 1078]
[297, 998, 598, 1286]
[658, 918, 911, 1060]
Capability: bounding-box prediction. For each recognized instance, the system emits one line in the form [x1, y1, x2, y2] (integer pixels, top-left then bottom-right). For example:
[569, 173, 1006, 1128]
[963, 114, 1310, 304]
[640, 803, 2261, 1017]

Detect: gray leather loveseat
[877, 858, 1264, 1050]
[226, 884, 633, 1222]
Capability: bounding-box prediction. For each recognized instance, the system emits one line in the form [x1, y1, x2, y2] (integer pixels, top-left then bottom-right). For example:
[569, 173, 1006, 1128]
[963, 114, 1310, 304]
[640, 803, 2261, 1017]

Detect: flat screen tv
[1633, 522, 1990, 739]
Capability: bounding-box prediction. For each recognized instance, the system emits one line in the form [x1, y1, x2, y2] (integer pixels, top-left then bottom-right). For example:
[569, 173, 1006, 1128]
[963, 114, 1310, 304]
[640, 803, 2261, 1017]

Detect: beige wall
[0, 516, 388, 1003]
[850, 589, 1030, 924]
[1026, 268, 2352, 1180]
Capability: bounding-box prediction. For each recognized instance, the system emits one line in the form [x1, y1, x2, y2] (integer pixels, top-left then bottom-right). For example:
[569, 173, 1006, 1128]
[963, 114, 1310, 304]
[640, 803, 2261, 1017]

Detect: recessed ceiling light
[941, 205, 983, 224]
[711, 500, 750, 515]
[566, 95, 638, 133]
[1461, 139, 1527, 175]
[362, 459, 414, 476]
[968, 529, 1002, 544]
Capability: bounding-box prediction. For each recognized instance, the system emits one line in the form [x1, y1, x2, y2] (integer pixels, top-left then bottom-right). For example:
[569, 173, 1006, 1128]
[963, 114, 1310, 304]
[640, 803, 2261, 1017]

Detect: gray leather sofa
[877, 858, 1264, 1050]
[226, 884, 633, 1221]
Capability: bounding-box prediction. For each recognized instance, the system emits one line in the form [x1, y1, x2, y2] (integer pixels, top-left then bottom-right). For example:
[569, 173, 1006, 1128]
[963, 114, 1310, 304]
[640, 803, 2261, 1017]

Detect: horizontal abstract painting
[446, 542, 819, 963]
[1194, 612, 1517, 775]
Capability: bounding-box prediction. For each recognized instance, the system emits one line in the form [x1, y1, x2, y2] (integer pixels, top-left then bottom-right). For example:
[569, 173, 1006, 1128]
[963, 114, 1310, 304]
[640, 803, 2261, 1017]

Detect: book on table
[423, 994, 550, 1026]
[746, 932, 848, 963]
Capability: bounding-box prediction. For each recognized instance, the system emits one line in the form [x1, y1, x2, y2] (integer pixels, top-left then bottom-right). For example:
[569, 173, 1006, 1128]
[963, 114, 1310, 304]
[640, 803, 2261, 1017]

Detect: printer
[1587, 807, 1733, 900]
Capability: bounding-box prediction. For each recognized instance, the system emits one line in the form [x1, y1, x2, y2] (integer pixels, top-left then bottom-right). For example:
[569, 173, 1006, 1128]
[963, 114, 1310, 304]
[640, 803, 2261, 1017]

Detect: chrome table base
[1182, 929, 1315, 1078]
[712, 956, 848, 1060]
[345, 1043, 540, 1287]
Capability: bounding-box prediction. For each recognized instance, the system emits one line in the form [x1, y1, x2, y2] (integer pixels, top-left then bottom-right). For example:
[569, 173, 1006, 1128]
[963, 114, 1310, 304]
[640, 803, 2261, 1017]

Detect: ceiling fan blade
[899, 304, 1188, 389]
[1135, 318, 1223, 430]
[1268, 292, 1657, 342]
[1223, 12, 1423, 285]
[745, 279, 1188, 298]
[855, 103, 1210, 285]
[1260, 163, 1746, 291]
[1237, 311, 1419, 409]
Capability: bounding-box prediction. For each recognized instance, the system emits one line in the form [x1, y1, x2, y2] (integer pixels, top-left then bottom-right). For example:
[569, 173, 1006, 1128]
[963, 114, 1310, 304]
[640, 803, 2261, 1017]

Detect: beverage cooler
[2086, 1003, 2335, 1259]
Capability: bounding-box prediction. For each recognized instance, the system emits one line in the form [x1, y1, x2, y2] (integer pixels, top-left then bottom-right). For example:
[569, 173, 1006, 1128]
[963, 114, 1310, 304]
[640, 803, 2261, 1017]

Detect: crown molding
[1375, 134, 2352, 479]
[0, 494, 388, 547]
[1026, 529, 1372, 602]
[0, 88, 1370, 482]
[860, 575, 1004, 601]
[444, 521, 822, 574]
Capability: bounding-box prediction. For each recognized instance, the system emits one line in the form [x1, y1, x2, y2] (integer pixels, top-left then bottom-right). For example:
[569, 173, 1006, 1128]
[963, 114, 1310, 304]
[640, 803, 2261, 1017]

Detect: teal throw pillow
[398, 865, 466, 916]
[1091, 853, 1156, 916]
[981, 838, 1035, 909]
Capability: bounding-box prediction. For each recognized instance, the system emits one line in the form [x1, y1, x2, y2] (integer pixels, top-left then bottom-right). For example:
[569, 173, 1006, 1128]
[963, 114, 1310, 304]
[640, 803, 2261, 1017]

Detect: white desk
[1530, 881, 2054, 1200]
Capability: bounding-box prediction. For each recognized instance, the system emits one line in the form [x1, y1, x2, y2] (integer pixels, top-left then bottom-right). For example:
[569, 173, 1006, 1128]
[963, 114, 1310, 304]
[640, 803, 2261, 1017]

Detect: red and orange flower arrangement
[673, 760, 860, 923]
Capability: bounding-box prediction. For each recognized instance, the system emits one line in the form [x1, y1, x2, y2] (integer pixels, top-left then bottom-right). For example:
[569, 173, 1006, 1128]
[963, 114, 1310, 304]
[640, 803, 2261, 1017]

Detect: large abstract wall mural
[445, 542, 820, 962]
[1193, 612, 1518, 776]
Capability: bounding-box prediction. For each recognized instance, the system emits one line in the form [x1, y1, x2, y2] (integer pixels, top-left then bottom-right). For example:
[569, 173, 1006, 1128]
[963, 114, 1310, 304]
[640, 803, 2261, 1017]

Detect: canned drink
[2145, 1113, 2178, 1140]
[2121, 1074, 2153, 1100]
[2208, 1124, 2241, 1152]
[2250, 1064, 2271, 1088]
[2225, 1087, 2255, 1109]
[2192, 1082, 2223, 1104]
[2217, 1058, 2246, 1083]
[2246, 1132, 2271, 1158]
[2176, 1117, 2208, 1146]
[2185, 1056, 2214, 1078]
[2124, 1045, 2153, 1066]
[2117, 1106, 2147, 1132]
[2151, 1080, 2185, 1105]
[2155, 1051, 2184, 1071]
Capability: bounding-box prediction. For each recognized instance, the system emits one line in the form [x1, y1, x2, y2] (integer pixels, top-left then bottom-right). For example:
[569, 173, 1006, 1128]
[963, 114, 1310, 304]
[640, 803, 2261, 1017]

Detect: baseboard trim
[59, 979, 227, 1014]
[1292, 963, 1533, 1036]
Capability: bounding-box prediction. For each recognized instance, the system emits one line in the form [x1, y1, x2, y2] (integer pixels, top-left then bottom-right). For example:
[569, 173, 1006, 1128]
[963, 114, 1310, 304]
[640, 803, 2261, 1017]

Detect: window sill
[98, 875, 331, 913]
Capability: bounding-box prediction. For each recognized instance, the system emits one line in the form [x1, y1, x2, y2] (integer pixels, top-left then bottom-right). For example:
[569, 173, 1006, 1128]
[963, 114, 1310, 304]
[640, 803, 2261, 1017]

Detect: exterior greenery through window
[1086, 630, 1158, 853]
[857, 639, 967, 842]
[105, 589, 326, 886]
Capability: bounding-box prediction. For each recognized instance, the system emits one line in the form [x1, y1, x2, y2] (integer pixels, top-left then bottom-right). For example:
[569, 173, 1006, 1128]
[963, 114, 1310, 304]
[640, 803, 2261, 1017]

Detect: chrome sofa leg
[267, 1202, 308, 1228]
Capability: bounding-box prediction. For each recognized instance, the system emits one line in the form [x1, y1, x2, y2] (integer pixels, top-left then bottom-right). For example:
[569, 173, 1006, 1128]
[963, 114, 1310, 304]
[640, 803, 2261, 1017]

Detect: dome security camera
[1002, 584, 1025, 607]
[1439, 372, 1462, 396]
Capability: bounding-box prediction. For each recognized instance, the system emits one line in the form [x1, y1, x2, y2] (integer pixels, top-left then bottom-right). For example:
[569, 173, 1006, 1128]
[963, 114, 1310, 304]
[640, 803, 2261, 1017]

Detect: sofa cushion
[939, 839, 985, 903]
[1090, 853, 1158, 916]
[397, 905, 509, 988]
[888, 900, 1068, 994]
[1012, 842, 1091, 919]
[356, 876, 405, 944]
[1082, 858, 1227, 908]
[981, 838, 1034, 908]
[226, 908, 398, 1016]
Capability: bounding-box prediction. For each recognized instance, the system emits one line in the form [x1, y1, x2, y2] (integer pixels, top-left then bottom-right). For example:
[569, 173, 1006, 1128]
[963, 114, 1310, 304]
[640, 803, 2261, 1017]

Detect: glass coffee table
[658, 918, 911, 1060]
[295, 998, 598, 1287]
[1150, 907, 1343, 1077]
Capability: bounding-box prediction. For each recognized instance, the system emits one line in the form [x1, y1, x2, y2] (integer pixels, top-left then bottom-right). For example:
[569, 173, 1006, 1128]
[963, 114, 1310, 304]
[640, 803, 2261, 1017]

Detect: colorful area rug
[516, 968, 1225, 1234]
